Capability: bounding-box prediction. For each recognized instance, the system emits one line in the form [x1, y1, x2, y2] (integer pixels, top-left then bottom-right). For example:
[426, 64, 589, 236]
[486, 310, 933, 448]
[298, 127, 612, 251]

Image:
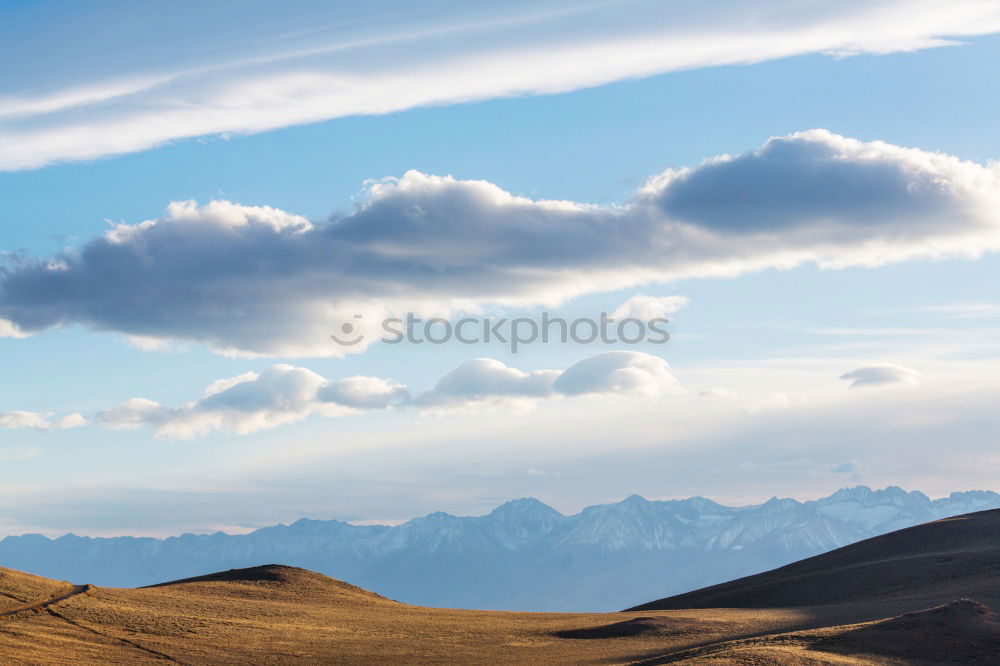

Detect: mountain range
[2, 485, 998, 611]
[5, 507, 1000, 663]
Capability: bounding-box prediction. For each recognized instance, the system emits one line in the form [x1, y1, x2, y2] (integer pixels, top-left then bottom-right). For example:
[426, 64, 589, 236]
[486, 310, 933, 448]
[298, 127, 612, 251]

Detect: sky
[2, 0, 1000, 537]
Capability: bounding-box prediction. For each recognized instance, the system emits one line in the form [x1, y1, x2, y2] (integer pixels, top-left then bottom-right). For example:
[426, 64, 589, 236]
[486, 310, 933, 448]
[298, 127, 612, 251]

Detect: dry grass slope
[1, 510, 998, 664]
[1, 563, 814, 664]
[647, 600, 1000, 665]
[631, 509, 1000, 614]
[0, 569, 73, 612]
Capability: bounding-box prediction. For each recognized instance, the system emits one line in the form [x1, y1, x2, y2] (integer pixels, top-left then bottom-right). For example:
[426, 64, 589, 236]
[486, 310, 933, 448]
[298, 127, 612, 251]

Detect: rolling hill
[0, 563, 814, 664]
[641, 600, 1000, 665]
[630, 508, 1000, 614]
[1, 509, 998, 664]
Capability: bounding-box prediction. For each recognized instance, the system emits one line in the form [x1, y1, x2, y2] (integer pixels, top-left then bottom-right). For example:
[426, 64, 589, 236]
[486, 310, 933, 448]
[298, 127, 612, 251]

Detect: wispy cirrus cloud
[3, 1, 1000, 170]
[1, 130, 998, 356]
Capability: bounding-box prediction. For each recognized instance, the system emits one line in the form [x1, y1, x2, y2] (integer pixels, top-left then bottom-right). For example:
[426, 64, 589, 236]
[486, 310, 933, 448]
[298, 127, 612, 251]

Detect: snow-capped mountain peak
[1, 486, 997, 611]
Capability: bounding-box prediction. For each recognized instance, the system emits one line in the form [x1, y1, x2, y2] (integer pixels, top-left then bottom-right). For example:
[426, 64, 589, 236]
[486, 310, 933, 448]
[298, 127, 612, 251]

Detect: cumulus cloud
[316, 375, 409, 410]
[4, 1, 1000, 170]
[0, 411, 87, 430]
[2, 131, 999, 356]
[553, 351, 680, 397]
[96, 399, 169, 431]
[94, 351, 677, 438]
[95, 365, 397, 440]
[418, 351, 679, 410]
[416, 359, 560, 409]
[54, 413, 89, 429]
[0, 411, 51, 430]
[839, 363, 922, 388]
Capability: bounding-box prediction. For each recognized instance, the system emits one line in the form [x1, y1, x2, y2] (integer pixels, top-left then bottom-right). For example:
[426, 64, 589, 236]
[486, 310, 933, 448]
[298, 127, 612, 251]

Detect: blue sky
[2, 0, 1000, 536]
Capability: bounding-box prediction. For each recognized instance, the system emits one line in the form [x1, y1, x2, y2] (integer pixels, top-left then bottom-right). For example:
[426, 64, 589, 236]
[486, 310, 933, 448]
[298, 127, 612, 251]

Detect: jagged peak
[946, 489, 1000, 500]
[288, 517, 353, 528]
[678, 495, 724, 510]
[831, 485, 929, 504]
[879, 485, 913, 498]
[825, 485, 876, 501]
[760, 496, 800, 506]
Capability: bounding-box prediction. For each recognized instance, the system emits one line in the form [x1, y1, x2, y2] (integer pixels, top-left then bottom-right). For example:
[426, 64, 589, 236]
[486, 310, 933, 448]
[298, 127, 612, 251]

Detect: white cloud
[95, 398, 171, 431]
[554, 351, 680, 397]
[419, 351, 679, 410]
[3, 1, 1000, 170]
[97, 365, 355, 440]
[840, 363, 922, 388]
[0, 411, 52, 430]
[612, 295, 688, 321]
[54, 413, 88, 429]
[202, 372, 262, 398]
[0, 411, 88, 430]
[0, 319, 29, 339]
[2, 131, 998, 357]
[416, 359, 560, 408]
[94, 352, 678, 439]
[316, 375, 409, 410]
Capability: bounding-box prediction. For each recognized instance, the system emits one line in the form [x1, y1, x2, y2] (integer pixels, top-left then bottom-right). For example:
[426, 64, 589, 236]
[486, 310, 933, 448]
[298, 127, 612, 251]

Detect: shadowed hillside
[644, 600, 1000, 665]
[630, 508, 1000, 613]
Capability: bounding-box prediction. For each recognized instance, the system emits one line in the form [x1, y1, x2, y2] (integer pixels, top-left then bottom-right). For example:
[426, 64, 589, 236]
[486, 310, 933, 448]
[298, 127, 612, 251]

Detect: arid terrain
[2, 509, 998, 664]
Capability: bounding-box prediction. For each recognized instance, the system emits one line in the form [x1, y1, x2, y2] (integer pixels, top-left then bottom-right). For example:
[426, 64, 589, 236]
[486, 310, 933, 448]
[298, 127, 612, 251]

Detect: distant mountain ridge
[1, 486, 997, 611]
